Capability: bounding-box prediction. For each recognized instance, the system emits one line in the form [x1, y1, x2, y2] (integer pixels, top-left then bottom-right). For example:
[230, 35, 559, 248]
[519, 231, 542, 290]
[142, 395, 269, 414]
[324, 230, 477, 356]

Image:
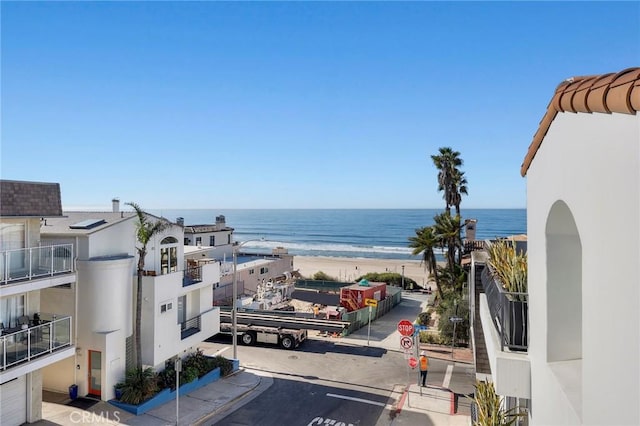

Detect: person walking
[419, 351, 429, 387]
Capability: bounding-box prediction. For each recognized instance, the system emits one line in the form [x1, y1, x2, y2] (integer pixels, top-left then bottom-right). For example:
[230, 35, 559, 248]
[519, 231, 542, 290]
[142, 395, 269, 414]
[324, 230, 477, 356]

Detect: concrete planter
[110, 358, 239, 416]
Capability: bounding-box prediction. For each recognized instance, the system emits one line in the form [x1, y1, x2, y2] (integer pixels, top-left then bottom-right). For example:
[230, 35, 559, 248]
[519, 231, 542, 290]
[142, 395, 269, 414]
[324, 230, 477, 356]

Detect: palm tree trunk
[135, 270, 143, 368]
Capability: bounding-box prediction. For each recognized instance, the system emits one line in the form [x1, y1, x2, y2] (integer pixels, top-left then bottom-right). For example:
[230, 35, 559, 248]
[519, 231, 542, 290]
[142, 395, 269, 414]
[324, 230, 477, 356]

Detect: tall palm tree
[127, 202, 169, 369]
[408, 226, 443, 300]
[433, 212, 462, 271]
[431, 147, 464, 214]
[449, 169, 468, 217]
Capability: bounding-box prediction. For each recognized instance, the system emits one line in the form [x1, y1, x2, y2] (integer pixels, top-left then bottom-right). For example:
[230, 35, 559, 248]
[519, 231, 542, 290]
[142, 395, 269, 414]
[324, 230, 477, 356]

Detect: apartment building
[0, 180, 76, 425]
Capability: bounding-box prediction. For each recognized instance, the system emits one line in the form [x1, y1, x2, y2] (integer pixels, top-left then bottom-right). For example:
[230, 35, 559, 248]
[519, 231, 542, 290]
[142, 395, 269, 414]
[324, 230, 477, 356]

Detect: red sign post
[397, 320, 415, 337]
[408, 356, 418, 368]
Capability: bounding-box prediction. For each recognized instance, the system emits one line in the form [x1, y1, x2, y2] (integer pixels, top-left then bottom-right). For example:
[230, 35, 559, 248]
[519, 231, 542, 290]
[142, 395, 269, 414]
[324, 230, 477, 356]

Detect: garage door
[0, 375, 27, 426]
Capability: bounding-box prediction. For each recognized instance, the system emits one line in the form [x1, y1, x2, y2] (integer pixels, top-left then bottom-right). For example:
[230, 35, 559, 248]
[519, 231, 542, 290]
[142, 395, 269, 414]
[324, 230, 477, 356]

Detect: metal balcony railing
[1, 244, 74, 285]
[179, 315, 201, 340]
[481, 265, 528, 352]
[183, 265, 202, 287]
[0, 315, 72, 371]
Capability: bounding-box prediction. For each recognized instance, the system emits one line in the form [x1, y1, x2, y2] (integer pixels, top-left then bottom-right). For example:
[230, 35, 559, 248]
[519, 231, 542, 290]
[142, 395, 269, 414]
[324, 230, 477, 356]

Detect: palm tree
[127, 202, 169, 369]
[433, 212, 462, 271]
[449, 169, 468, 217]
[431, 147, 464, 214]
[408, 226, 443, 300]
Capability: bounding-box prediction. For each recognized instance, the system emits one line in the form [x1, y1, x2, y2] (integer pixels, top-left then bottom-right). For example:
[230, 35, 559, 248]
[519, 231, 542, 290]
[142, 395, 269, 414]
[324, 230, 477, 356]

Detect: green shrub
[208, 355, 233, 377]
[473, 380, 523, 425]
[416, 311, 431, 326]
[181, 366, 199, 384]
[355, 272, 419, 289]
[183, 349, 211, 378]
[119, 367, 158, 405]
[312, 271, 337, 281]
[157, 365, 176, 390]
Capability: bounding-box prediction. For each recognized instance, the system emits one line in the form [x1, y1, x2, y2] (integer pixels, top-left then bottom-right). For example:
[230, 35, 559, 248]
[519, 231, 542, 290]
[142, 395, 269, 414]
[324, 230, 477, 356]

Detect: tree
[450, 169, 468, 217]
[431, 147, 465, 214]
[127, 202, 169, 369]
[408, 226, 443, 300]
[433, 212, 462, 272]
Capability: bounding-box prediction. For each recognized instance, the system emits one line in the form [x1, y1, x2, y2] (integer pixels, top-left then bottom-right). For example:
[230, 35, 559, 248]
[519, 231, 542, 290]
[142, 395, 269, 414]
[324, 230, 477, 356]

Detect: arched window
[160, 236, 179, 275]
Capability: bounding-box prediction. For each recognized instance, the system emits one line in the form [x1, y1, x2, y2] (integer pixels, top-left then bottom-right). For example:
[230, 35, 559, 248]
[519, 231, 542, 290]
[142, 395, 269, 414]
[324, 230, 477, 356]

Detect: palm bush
[473, 380, 522, 426]
[119, 367, 158, 405]
[208, 355, 233, 377]
[487, 239, 527, 294]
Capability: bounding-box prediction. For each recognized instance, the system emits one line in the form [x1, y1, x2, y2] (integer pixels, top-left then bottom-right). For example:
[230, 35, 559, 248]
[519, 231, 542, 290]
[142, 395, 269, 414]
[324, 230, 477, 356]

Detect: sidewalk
[36, 368, 267, 426]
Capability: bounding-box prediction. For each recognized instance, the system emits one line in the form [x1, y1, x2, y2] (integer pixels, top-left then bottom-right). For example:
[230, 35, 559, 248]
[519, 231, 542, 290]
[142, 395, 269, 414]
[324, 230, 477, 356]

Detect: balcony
[1, 314, 72, 373]
[1, 244, 74, 286]
[183, 265, 202, 287]
[481, 265, 528, 352]
[180, 314, 201, 340]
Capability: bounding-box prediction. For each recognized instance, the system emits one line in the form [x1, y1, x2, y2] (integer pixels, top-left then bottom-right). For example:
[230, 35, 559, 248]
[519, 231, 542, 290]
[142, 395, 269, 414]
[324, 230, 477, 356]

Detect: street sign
[400, 336, 413, 350]
[364, 298, 378, 307]
[397, 320, 414, 336]
[449, 316, 464, 323]
[408, 357, 418, 368]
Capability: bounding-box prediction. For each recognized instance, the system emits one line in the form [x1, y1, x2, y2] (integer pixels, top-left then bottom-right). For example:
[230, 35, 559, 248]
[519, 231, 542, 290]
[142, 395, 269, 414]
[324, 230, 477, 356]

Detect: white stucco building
[0, 180, 76, 425]
[39, 200, 220, 402]
[522, 67, 639, 424]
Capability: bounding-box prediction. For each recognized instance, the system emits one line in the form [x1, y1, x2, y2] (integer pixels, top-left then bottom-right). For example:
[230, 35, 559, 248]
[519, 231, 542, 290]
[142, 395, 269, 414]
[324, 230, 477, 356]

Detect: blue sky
[2, 2, 638, 210]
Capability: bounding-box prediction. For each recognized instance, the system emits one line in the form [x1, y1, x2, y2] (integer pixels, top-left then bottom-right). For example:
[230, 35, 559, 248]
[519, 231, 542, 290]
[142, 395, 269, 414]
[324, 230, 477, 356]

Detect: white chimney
[112, 198, 120, 213]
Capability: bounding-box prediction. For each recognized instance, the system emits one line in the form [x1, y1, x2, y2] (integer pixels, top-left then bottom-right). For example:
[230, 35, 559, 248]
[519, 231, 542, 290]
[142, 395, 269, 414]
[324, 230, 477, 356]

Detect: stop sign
[408, 357, 418, 368]
[397, 320, 414, 336]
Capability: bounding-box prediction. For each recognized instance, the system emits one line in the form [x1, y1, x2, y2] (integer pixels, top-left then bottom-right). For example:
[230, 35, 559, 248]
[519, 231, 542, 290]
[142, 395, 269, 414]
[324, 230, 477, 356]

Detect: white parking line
[442, 364, 453, 389]
[326, 393, 386, 407]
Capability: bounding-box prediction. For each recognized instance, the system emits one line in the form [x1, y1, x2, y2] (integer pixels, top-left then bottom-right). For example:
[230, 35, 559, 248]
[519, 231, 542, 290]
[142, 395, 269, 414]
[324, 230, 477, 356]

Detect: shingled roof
[0, 180, 63, 217]
[521, 67, 640, 177]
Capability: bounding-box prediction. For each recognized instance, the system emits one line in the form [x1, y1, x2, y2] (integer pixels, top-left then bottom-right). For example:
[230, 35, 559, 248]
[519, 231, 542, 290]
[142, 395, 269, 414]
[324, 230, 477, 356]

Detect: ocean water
[152, 209, 525, 260]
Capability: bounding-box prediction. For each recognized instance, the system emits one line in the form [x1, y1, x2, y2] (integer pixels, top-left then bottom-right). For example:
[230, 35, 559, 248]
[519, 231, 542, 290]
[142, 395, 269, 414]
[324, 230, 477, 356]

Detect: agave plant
[119, 367, 159, 405]
[487, 239, 527, 295]
[473, 380, 523, 426]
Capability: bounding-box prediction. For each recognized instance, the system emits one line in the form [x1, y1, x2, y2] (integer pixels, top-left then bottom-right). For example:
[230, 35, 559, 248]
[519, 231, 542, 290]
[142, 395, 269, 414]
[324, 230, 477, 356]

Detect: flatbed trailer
[219, 322, 308, 350]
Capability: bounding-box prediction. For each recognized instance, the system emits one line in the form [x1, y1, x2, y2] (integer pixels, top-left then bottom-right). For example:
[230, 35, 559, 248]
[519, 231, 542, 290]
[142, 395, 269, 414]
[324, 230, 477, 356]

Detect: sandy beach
[293, 255, 433, 286]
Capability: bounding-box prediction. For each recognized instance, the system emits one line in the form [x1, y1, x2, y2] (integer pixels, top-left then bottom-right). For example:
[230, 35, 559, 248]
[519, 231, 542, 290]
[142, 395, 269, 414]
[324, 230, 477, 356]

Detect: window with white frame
[209, 235, 215, 246]
[160, 301, 173, 314]
[160, 236, 179, 275]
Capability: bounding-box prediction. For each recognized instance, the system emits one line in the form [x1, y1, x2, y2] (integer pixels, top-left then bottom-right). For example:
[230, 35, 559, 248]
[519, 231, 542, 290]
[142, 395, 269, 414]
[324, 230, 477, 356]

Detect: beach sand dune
[293, 255, 431, 286]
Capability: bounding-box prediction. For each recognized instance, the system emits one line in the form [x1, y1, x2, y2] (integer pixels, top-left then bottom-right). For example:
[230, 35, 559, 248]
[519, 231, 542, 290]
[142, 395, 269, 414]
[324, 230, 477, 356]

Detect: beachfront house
[521, 67, 639, 424]
[182, 215, 234, 261]
[0, 180, 76, 425]
[38, 200, 221, 402]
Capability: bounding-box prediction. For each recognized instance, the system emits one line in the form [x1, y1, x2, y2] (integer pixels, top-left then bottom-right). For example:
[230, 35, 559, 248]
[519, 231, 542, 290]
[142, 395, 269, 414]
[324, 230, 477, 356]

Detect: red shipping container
[340, 281, 387, 311]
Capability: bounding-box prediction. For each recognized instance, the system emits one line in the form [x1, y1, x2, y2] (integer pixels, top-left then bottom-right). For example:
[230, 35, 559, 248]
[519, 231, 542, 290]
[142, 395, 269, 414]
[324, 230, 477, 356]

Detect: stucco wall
[527, 112, 640, 425]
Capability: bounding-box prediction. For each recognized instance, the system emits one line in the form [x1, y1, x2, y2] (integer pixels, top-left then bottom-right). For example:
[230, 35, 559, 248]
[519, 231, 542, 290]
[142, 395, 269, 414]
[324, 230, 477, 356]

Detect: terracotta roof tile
[521, 67, 640, 176]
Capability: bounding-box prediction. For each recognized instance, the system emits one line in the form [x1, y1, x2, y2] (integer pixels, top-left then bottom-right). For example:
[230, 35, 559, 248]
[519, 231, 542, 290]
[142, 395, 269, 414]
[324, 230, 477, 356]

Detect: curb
[193, 369, 262, 426]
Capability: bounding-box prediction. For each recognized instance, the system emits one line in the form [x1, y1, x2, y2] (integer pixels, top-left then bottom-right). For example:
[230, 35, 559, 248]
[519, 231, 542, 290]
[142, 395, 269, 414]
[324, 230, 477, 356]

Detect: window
[184, 238, 190, 245]
[227, 235, 231, 244]
[260, 267, 268, 274]
[196, 237, 202, 246]
[160, 301, 173, 314]
[1, 294, 25, 328]
[209, 236, 215, 246]
[160, 236, 179, 275]
[249, 269, 255, 275]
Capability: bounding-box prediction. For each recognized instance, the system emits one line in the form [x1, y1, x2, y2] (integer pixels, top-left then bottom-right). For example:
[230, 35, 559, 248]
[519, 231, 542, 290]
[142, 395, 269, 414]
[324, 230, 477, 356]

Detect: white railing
[0, 244, 74, 285]
[0, 315, 72, 371]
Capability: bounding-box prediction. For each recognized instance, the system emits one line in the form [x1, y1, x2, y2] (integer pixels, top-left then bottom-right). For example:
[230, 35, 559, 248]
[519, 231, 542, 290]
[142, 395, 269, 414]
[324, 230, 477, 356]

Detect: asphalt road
[203, 335, 474, 425]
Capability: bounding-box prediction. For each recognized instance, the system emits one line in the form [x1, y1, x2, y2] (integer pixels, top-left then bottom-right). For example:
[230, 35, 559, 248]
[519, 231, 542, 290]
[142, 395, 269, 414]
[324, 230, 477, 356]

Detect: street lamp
[232, 238, 264, 360]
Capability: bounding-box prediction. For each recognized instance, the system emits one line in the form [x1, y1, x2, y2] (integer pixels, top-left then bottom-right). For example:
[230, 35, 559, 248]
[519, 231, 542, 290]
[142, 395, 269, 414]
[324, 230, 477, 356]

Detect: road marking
[326, 393, 386, 407]
[442, 364, 453, 389]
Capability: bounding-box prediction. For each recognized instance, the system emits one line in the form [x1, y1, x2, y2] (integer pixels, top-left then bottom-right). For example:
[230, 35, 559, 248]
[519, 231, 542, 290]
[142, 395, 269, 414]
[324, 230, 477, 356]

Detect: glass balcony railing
[0, 315, 72, 371]
[0, 244, 74, 285]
